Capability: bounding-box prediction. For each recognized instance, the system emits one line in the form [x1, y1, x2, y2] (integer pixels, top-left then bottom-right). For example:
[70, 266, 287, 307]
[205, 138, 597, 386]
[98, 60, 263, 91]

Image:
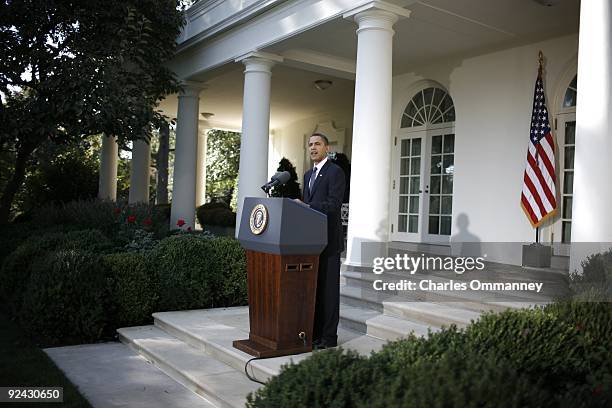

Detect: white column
[98, 134, 118, 201]
[343, 2, 411, 266]
[234, 52, 283, 235]
[170, 83, 204, 229]
[570, 0, 612, 272]
[195, 126, 209, 209]
[128, 139, 151, 204]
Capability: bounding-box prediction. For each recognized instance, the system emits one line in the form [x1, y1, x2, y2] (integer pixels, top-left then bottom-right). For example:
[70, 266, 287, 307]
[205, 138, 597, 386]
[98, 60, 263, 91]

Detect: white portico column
[98, 134, 118, 201]
[234, 52, 283, 235]
[128, 139, 151, 204]
[570, 0, 612, 272]
[343, 2, 411, 266]
[170, 83, 205, 230]
[195, 124, 209, 208]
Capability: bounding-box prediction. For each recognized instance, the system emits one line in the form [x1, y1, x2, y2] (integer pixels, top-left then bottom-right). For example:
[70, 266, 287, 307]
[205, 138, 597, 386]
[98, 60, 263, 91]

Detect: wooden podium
[233, 197, 327, 358]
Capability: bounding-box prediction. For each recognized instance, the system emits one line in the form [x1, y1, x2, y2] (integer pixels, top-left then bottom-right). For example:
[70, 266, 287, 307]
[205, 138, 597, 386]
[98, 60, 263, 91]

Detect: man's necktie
[309, 167, 318, 191]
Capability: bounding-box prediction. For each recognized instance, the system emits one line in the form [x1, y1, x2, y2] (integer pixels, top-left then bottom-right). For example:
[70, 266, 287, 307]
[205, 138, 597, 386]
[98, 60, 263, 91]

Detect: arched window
[562, 75, 577, 108]
[401, 87, 455, 128]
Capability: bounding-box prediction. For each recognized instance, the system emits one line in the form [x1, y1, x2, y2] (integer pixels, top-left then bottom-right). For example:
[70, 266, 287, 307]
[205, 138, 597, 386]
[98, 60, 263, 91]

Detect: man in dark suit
[297, 132, 345, 349]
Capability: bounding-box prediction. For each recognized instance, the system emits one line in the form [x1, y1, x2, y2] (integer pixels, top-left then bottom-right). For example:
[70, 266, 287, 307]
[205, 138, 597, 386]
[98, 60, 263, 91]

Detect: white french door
[391, 126, 455, 243]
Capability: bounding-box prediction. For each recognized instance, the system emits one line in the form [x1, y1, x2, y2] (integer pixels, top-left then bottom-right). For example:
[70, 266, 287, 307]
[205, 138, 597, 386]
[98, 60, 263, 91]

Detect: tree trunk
[0, 145, 33, 224]
[155, 122, 170, 205]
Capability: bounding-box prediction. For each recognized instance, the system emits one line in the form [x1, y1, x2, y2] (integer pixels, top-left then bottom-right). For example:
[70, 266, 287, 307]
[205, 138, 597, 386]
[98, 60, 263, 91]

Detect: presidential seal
[249, 204, 268, 235]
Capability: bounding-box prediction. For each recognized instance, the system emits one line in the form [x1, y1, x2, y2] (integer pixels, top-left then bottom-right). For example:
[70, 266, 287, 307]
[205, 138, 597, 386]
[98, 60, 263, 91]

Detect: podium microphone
[261, 171, 291, 194]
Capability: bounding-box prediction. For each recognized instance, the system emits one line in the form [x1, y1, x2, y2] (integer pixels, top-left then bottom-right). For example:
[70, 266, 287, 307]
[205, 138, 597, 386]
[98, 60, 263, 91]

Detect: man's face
[308, 135, 329, 163]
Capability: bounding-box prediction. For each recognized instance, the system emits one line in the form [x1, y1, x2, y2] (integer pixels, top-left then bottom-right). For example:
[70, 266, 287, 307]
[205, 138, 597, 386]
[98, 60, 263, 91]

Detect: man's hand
[293, 199, 308, 206]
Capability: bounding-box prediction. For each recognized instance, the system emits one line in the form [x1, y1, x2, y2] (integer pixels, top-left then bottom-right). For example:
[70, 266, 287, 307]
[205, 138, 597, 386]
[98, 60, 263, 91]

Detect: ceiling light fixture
[314, 79, 333, 91]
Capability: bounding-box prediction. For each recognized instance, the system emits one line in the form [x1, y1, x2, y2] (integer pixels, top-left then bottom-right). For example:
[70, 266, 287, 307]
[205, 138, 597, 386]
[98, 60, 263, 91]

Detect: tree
[332, 153, 351, 203]
[0, 0, 183, 222]
[270, 157, 301, 199]
[205, 129, 241, 204]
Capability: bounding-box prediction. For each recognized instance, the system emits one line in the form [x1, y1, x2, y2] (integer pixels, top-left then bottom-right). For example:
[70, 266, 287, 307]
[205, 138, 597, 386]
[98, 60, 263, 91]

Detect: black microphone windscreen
[277, 171, 291, 185]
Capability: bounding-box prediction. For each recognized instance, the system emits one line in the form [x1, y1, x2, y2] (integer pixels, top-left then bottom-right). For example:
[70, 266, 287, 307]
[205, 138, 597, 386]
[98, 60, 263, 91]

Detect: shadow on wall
[450, 213, 482, 257]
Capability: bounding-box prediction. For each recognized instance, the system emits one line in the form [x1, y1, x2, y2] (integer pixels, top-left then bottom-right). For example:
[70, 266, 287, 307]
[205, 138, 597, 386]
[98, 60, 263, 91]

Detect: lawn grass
[0, 313, 91, 407]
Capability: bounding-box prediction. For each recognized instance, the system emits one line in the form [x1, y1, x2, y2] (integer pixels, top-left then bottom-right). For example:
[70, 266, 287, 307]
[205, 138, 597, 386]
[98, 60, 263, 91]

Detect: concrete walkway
[45, 343, 215, 408]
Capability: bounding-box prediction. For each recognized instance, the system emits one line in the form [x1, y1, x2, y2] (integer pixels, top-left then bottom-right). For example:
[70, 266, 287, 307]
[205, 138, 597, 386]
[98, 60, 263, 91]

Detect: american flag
[520, 74, 557, 227]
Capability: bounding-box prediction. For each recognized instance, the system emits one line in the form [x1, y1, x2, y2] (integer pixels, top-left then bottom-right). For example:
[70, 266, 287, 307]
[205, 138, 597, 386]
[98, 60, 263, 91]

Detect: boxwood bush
[247, 301, 612, 408]
[104, 252, 158, 328]
[0, 229, 113, 315]
[149, 234, 247, 311]
[196, 202, 237, 227]
[19, 249, 111, 345]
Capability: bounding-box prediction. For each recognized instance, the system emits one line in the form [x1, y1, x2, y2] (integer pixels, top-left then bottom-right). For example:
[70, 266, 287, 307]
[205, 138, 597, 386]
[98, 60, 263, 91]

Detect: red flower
[187, 226, 192, 232]
[127, 215, 136, 224]
[143, 217, 153, 226]
[113, 207, 121, 215]
[177, 219, 186, 227]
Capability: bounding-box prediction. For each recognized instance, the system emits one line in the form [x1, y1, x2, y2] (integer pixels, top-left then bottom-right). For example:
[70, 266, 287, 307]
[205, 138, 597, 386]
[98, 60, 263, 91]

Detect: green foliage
[16, 138, 100, 216]
[104, 251, 158, 327]
[196, 201, 237, 227]
[248, 301, 612, 408]
[0, 229, 113, 315]
[149, 234, 220, 311]
[205, 129, 241, 204]
[206, 236, 247, 306]
[270, 158, 301, 199]
[0, 0, 183, 222]
[247, 349, 372, 408]
[20, 249, 110, 345]
[32, 199, 170, 242]
[570, 248, 612, 301]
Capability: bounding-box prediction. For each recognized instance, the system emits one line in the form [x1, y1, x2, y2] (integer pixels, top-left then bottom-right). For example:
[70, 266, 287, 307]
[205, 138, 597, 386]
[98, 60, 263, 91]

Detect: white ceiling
[159, 0, 580, 131]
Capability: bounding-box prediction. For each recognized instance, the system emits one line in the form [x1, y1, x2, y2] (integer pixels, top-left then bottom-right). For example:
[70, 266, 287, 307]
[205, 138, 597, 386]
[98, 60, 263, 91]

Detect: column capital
[343, 1, 412, 32]
[235, 51, 284, 74]
[179, 80, 206, 98]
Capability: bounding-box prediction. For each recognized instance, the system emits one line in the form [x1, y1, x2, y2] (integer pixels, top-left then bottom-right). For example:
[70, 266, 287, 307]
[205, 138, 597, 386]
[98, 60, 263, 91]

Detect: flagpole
[536, 227, 539, 244]
[536, 50, 543, 246]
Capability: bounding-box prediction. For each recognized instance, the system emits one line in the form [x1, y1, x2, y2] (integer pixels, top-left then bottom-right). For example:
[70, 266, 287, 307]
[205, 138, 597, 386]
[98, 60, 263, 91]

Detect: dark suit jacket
[303, 160, 346, 254]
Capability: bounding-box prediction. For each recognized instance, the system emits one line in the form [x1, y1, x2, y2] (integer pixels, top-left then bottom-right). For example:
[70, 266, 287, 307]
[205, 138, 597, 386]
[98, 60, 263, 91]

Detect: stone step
[118, 325, 261, 408]
[340, 305, 439, 341]
[340, 285, 482, 328]
[551, 255, 570, 271]
[152, 307, 386, 384]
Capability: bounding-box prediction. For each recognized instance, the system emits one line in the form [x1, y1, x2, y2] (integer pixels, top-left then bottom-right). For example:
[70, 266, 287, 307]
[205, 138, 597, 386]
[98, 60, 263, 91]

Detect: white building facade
[103, 0, 612, 270]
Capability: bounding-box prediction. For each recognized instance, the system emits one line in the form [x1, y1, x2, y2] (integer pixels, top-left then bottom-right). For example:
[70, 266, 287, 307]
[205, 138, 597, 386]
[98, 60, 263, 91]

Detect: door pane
[411, 138, 422, 156]
[440, 216, 452, 235]
[564, 146, 575, 169]
[410, 177, 420, 194]
[428, 216, 439, 234]
[563, 197, 572, 219]
[410, 157, 421, 175]
[442, 175, 453, 194]
[429, 196, 440, 215]
[409, 215, 419, 233]
[563, 171, 573, 194]
[399, 197, 408, 213]
[430, 176, 441, 194]
[443, 134, 455, 153]
[409, 196, 419, 213]
[431, 156, 442, 174]
[441, 196, 452, 215]
[564, 122, 575, 145]
[400, 158, 410, 175]
[400, 177, 409, 194]
[562, 221, 572, 243]
[398, 215, 407, 232]
[432, 136, 442, 154]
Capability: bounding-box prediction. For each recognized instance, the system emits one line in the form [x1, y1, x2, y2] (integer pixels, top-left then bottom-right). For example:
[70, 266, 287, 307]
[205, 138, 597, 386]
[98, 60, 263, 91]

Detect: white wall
[391, 34, 579, 264]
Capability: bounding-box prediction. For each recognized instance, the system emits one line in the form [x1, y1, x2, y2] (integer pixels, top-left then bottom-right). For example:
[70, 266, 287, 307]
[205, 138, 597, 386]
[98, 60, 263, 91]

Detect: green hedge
[20, 249, 111, 345]
[104, 252, 158, 328]
[247, 301, 612, 408]
[0, 229, 113, 315]
[150, 234, 247, 311]
[196, 202, 237, 227]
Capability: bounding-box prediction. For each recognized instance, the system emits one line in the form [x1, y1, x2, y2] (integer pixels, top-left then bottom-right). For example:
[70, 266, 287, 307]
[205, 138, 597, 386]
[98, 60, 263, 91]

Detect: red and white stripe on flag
[521, 74, 557, 227]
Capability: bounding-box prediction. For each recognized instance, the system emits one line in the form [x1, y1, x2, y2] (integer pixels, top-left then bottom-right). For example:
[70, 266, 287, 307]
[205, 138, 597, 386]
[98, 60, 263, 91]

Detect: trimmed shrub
[149, 234, 247, 311]
[206, 236, 247, 306]
[248, 301, 612, 408]
[570, 249, 612, 300]
[196, 202, 236, 227]
[246, 349, 372, 408]
[104, 252, 158, 327]
[0, 229, 112, 315]
[149, 234, 221, 311]
[19, 249, 110, 345]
